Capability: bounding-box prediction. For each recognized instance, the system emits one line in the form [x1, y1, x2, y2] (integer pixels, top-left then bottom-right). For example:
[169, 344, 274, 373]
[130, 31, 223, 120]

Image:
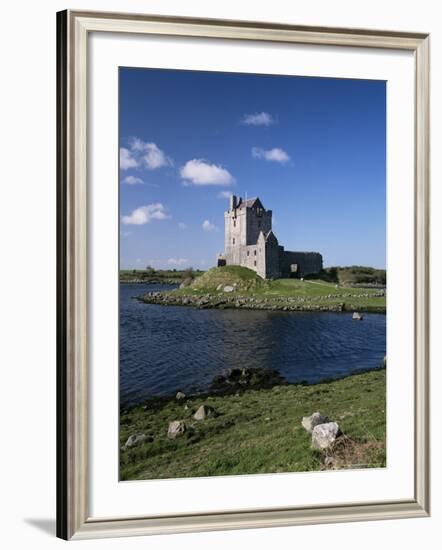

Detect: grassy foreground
[120, 369, 386, 481]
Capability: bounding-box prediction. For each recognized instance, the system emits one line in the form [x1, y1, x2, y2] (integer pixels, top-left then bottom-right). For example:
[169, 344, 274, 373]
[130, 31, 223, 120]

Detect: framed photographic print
[57, 10, 430, 540]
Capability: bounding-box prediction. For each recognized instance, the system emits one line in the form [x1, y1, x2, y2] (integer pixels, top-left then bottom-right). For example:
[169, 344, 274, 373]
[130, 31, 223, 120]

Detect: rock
[352, 312, 363, 320]
[223, 285, 235, 292]
[209, 367, 286, 394]
[193, 404, 216, 420]
[311, 422, 340, 450]
[175, 391, 186, 401]
[167, 420, 186, 439]
[212, 374, 225, 385]
[228, 368, 242, 380]
[301, 412, 330, 433]
[124, 433, 149, 448]
[324, 456, 335, 467]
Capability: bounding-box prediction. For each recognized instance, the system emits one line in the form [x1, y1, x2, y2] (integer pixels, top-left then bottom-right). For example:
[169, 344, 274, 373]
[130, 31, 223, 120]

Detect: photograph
[118, 67, 387, 481]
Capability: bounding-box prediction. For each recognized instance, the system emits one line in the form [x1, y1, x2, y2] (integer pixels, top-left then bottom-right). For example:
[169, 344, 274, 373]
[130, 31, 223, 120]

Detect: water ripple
[120, 283, 386, 407]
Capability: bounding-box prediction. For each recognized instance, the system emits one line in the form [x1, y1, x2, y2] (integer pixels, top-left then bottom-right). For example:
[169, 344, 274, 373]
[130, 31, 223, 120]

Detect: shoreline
[137, 290, 386, 314]
[121, 365, 386, 414]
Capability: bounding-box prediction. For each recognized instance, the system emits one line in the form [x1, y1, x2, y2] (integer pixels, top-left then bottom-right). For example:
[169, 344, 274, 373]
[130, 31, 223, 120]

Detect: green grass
[308, 266, 386, 286]
[190, 265, 266, 291]
[120, 369, 386, 481]
[163, 267, 386, 312]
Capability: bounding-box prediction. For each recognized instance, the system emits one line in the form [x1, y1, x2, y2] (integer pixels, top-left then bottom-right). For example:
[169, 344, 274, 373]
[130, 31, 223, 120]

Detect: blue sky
[119, 68, 386, 270]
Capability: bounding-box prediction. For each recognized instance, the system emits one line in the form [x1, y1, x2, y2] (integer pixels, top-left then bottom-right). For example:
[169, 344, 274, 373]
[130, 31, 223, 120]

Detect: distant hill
[120, 268, 204, 284]
[307, 266, 386, 287]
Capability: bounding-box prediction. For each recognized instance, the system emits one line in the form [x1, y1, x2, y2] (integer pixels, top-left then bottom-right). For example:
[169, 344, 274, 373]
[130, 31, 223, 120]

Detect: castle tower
[218, 194, 323, 279]
[223, 195, 273, 276]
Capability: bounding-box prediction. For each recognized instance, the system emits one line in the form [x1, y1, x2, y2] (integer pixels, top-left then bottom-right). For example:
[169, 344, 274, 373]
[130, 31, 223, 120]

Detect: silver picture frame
[56, 9, 430, 540]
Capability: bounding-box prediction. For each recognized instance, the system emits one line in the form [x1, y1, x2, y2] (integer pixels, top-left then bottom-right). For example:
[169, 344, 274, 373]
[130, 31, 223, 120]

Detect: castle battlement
[217, 195, 322, 279]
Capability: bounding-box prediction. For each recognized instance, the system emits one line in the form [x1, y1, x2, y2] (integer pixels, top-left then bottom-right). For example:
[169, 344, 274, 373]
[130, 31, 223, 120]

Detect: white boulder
[193, 404, 216, 420]
[167, 420, 186, 439]
[311, 422, 340, 450]
[124, 433, 148, 448]
[301, 412, 329, 433]
[223, 285, 234, 293]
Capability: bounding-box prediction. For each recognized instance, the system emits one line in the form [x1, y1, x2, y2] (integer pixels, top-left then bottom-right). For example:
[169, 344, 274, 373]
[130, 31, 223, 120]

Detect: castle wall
[264, 238, 281, 279]
[224, 208, 247, 266]
[279, 251, 323, 277]
[245, 207, 272, 245]
[241, 241, 267, 278]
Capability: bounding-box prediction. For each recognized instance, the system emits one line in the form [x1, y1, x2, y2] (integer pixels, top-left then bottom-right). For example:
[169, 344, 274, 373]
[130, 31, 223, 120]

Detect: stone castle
[217, 195, 323, 279]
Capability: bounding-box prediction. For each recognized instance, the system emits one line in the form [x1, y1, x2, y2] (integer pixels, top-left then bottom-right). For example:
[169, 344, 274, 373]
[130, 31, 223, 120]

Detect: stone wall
[224, 208, 247, 266]
[245, 206, 272, 245]
[264, 233, 281, 279]
[279, 251, 323, 278]
[243, 244, 259, 273]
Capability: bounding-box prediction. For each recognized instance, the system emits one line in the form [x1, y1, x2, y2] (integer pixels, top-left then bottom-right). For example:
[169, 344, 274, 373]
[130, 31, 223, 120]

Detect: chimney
[230, 194, 237, 211]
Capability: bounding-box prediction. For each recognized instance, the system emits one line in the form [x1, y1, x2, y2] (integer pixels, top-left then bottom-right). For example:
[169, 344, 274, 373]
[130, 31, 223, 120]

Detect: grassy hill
[190, 265, 266, 292]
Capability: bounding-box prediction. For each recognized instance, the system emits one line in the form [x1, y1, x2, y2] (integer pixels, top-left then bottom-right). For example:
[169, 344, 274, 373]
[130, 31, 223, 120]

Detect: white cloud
[178, 222, 187, 230]
[121, 203, 170, 225]
[142, 142, 173, 170]
[202, 219, 217, 232]
[128, 137, 145, 152]
[252, 147, 290, 163]
[218, 190, 232, 199]
[122, 175, 144, 185]
[241, 112, 276, 126]
[120, 147, 139, 170]
[167, 258, 189, 266]
[121, 137, 173, 171]
[180, 159, 235, 186]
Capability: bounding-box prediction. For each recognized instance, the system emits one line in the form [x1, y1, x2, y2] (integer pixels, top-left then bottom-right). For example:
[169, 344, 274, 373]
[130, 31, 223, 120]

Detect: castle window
[254, 250, 257, 256]
[254, 261, 257, 267]
[233, 220, 236, 228]
[247, 251, 249, 256]
[233, 238, 235, 245]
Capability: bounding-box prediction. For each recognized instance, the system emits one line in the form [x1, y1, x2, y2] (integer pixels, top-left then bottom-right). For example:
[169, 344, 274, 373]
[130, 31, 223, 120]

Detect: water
[120, 283, 386, 408]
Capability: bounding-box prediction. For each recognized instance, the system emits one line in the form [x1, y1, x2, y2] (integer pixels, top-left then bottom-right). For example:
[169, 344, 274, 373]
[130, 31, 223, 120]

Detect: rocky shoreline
[137, 289, 386, 313]
[120, 364, 386, 414]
